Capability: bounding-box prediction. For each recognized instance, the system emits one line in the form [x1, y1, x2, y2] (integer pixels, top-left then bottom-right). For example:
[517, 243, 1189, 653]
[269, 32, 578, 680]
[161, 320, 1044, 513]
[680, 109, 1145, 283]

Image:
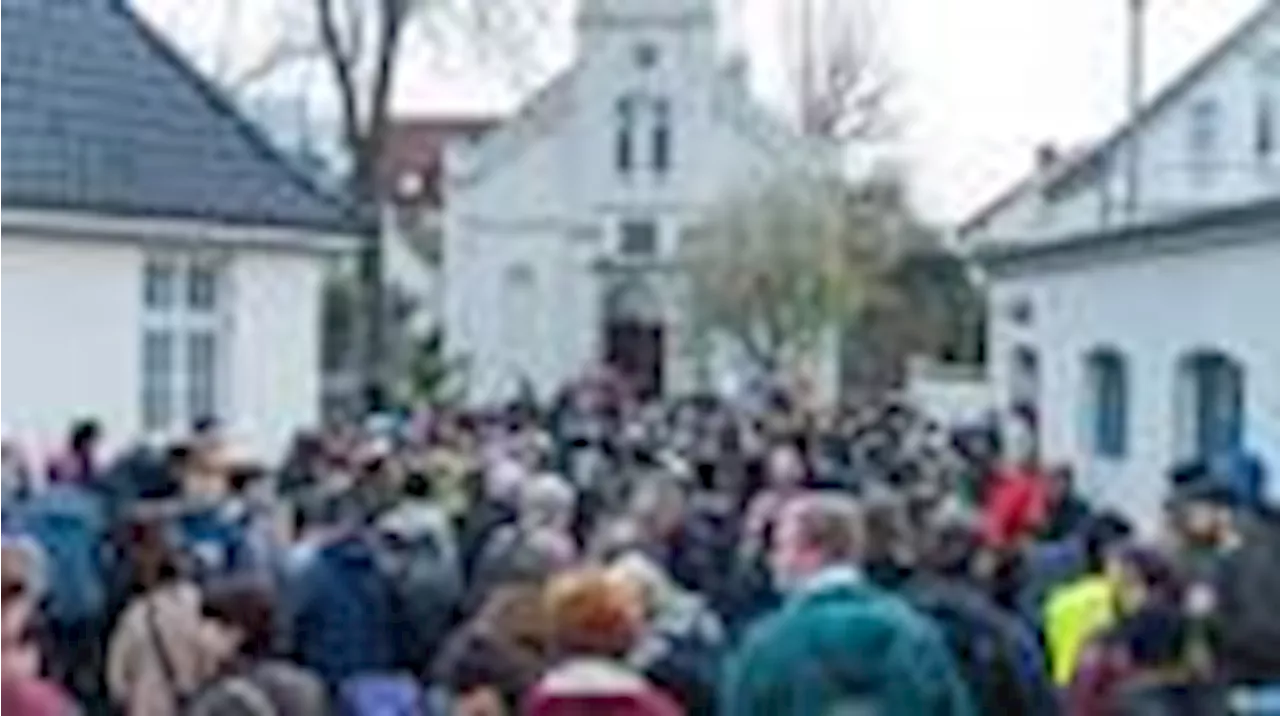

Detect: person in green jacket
[721, 492, 975, 716]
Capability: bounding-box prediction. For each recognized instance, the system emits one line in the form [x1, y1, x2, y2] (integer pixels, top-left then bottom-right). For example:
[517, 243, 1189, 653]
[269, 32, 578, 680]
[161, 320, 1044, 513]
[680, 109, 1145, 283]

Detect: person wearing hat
[1161, 457, 1280, 696]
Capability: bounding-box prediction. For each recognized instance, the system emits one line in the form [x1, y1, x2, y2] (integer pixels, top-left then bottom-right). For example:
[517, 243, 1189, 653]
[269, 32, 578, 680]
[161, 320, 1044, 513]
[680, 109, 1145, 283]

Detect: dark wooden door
[605, 320, 664, 400]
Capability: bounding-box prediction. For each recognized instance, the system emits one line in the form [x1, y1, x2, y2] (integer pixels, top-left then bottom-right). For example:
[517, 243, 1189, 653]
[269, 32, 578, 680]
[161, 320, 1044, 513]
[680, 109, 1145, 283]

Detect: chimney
[722, 53, 750, 88]
[1035, 143, 1059, 172]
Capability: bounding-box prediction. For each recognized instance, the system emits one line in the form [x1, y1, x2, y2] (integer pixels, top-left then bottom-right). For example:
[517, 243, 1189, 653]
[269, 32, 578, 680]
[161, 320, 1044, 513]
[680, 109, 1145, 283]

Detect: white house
[438, 0, 834, 405]
[1, 0, 360, 460]
[961, 0, 1280, 521]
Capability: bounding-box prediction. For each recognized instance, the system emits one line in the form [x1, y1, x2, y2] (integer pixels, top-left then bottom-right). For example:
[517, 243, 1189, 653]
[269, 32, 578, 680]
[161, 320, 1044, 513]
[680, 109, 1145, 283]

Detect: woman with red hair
[522, 569, 683, 716]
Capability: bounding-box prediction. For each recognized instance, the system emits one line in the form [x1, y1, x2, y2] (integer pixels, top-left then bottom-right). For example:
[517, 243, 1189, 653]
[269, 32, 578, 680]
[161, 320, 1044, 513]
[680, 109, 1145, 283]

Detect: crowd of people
[2, 374, 1279, 715]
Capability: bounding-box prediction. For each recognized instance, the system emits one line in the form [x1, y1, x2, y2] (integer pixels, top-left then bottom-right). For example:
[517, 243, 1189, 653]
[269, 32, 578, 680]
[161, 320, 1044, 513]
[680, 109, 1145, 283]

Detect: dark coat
[291, 536, 398, 687]
[906, 576, 1058, 716]
[1112, 680, 1228, 716]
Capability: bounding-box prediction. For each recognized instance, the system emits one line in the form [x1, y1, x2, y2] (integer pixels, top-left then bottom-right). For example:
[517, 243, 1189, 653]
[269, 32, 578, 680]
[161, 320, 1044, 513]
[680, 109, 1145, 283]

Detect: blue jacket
[292, 535, 399, 686]
[722, 569, 974, 716]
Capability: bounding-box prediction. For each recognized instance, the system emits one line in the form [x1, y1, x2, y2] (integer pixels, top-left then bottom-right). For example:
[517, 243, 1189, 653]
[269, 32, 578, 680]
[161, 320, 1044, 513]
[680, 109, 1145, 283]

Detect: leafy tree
[401, 329, 468, 407]
[681, 174, 896, 377]
[842, 247, 986, 389]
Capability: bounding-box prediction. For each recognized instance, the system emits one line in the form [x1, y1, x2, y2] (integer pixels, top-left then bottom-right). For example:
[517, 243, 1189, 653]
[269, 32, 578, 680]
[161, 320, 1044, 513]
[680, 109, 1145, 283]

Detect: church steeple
[575, 0, 717, 65]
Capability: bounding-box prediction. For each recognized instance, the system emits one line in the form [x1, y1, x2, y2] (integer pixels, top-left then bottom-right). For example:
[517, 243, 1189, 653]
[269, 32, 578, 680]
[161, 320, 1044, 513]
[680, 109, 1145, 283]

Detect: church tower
[576, 0, 717, 68]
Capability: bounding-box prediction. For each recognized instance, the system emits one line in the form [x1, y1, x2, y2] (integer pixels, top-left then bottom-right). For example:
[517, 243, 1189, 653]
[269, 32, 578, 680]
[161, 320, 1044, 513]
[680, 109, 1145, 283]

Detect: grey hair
[781, 492, 865, 564]
[519, 473, 576, 527]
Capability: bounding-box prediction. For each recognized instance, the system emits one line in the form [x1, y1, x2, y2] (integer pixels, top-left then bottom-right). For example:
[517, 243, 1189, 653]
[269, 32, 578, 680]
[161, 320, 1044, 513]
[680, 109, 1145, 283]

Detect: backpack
[338, 675, 425, 716]
[17, 486, 107, 626]
[376, 513, 463, 672]
[638, 604, 725, 715]
[1213, 513, 1280, 681]
[906, 580, 1044, 715]
[467, 525, 560, 610]
[176, 502, 254, 582]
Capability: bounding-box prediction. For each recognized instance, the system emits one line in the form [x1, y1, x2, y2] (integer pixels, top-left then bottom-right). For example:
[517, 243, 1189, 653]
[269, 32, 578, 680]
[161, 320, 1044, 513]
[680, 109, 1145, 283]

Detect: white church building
[435, 0, 831, 404]
[962, 0, 1280, 520]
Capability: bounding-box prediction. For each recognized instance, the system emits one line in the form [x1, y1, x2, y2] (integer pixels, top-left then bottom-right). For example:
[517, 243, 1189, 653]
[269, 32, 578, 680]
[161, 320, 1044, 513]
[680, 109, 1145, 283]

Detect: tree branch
[363, 0, 409, 193]
[317, 0, 362, 173]
[225, 38, 324, 92]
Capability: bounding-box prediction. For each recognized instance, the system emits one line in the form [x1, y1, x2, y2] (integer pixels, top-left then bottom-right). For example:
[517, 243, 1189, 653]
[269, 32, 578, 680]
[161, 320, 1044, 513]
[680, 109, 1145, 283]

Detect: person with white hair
[516, 473, 577, 535]
[466, 473, 580, 613]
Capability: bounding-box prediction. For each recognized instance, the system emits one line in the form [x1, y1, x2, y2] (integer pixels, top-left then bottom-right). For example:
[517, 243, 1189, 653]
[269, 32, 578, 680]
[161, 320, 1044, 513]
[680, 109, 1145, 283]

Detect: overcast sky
[137, 0, 1262, 222]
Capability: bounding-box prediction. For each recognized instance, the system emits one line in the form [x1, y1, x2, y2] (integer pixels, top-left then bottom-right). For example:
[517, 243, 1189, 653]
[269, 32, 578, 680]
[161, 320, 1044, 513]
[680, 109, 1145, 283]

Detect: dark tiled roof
[376, 117, 500, 207]
[1, 0, 362, 234]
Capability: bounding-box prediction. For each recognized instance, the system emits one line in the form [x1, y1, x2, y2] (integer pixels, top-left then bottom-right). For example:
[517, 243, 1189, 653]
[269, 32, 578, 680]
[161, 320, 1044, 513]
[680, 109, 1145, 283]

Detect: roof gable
[1, 0, 361, 233]
[961, 0, 1280, 234]
[447, 66, 830, 192]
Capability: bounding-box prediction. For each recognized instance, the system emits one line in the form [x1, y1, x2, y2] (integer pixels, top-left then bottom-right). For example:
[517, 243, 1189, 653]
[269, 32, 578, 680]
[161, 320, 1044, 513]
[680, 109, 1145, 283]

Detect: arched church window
[616, 96, 636, 174]
[634, 42, 659, 69]
[653, 97, 671, 174]
[1176, 350, 1245, 460]
[1084, 348, 1128, 459]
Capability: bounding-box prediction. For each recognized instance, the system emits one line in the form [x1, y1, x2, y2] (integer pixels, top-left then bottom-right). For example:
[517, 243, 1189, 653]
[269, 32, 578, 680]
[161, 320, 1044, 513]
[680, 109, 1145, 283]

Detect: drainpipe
[1125, 0, 1147, 218]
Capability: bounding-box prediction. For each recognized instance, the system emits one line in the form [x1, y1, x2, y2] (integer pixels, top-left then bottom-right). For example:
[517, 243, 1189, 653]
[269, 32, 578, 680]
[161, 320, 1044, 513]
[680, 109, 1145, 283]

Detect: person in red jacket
[981, 455, 1051, 551]
[522, 568, 683, 716]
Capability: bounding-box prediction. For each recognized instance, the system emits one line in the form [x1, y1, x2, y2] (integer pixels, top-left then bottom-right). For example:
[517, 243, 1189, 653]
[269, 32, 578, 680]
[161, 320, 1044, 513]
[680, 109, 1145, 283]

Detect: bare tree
[155, 0, 556, 409]
[781, 0, 895, 143]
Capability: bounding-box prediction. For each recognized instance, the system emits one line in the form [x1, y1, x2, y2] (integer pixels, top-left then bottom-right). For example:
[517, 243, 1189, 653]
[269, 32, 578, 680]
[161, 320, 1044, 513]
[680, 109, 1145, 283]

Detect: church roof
[1, 0, 361, 233]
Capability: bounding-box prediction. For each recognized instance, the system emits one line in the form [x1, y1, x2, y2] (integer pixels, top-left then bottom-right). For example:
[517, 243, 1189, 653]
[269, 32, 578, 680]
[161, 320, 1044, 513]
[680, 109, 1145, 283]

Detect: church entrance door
[605, 320, 664, 400]
[602, 278, 664, 400]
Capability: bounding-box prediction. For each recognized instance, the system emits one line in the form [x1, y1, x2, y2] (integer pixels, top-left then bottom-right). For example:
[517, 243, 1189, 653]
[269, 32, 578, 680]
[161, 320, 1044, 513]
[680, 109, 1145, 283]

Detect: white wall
[2, 229, 333, 463]
[381, 206, 442, 337]
[227, 249, 327, 459]
[905, 359, 994, 428]
[2, 236, 143, 458]
[988, 237, 1280, 526]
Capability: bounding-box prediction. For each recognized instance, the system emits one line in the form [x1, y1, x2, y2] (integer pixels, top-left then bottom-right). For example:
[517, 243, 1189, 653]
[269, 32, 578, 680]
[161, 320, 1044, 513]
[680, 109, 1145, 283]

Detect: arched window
[616, 96, 636, 174]
[502, 263, 536, 359]
[652, 97, 671, 174]
[1011, 345, 1040, 418]
[1176, 350, 1245, 459]
[1084, 348, 1128, 458]
[1007, 345, 1041, 461]
[1256, 92, 1274, 162]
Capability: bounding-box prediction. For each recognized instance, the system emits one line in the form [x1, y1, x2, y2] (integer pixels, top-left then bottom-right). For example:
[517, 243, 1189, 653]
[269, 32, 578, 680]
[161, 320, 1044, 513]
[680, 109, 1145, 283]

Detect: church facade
[440, 0, 830, 404]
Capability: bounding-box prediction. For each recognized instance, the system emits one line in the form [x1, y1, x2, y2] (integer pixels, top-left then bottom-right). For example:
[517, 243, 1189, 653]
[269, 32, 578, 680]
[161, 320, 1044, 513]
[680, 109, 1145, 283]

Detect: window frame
[140, 252, 229, 433]
[615, 96, 636, 175]
[619, 218, 660, 257]
[1256, 92, 1274, 164]
[652, 97, 672, 174]
[1188, 98, 1221, 183]
[1084, 348, 1129, 459]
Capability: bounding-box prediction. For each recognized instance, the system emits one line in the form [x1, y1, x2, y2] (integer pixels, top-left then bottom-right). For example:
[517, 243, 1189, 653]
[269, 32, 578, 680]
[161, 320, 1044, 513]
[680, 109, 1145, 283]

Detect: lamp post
[1125, 0, 1147, 217]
